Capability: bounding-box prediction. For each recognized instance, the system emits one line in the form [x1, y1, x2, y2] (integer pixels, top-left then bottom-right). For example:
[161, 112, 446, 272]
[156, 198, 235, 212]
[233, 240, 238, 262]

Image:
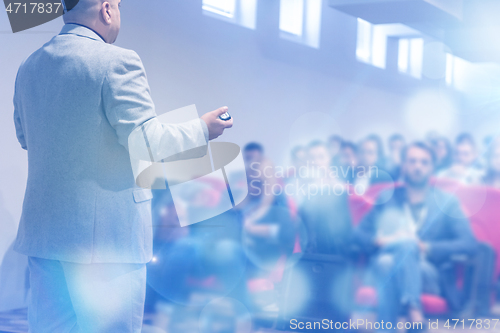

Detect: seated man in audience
[338, 141, 359, 185]
[355, 142, 477, 330]
[240, 143, 297, 277]
[241, 142, 285, 221]
[300, 141, 353, 256]
[438, 133, 484, 184]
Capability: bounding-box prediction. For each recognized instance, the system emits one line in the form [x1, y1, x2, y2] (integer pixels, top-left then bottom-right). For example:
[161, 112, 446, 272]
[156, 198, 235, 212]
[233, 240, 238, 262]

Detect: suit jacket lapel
[418, 193, 439, 237]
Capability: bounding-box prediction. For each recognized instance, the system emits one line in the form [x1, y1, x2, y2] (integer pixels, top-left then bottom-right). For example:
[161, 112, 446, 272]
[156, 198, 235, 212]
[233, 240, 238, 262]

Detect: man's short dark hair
[328, 135, 343, 144]
[455, 133, 475, 147]
[291, 145, 305, 159]
[389, 133, 405, 143]
[307, 140, 326, 150]
[243, 142, 264, 153]
[341, 141, 357, 154]
[401, 141, 436, 164]
[363, 134, 386, 164]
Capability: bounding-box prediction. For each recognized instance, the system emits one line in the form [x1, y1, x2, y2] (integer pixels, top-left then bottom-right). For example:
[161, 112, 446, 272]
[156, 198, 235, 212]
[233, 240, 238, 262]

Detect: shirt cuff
[200, 119, 209, 143]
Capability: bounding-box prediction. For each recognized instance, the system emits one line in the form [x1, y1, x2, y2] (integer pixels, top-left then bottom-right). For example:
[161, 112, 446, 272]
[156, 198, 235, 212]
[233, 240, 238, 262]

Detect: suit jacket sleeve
[102, 49, 208, 162]
[13, 69, 27, 151]
[427, 196, 478, 262]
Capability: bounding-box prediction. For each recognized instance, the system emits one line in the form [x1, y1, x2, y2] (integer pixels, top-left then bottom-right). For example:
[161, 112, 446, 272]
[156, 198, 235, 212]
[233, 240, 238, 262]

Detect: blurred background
[2, 0, 500, 332]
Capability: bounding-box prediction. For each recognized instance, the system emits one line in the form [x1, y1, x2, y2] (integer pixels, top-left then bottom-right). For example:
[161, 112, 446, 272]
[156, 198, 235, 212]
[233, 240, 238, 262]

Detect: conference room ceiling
[328, 0, 500, 63]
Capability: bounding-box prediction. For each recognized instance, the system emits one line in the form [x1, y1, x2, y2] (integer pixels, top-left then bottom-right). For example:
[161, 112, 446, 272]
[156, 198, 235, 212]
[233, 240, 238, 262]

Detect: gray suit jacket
[13, 24, 208, 264]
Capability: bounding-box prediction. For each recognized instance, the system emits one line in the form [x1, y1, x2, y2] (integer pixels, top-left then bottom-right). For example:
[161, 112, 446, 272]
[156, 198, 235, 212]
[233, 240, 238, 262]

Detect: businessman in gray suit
[13, 0, 233, 331]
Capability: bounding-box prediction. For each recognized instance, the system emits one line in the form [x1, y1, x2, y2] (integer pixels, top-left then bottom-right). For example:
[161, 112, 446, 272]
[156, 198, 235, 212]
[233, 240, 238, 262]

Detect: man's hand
[201, 106, 234, 140]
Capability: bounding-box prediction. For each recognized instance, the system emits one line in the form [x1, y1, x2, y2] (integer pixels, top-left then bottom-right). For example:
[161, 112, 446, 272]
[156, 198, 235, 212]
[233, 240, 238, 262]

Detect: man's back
[13, 24, 158, 264]
[14, 5, 232, 328]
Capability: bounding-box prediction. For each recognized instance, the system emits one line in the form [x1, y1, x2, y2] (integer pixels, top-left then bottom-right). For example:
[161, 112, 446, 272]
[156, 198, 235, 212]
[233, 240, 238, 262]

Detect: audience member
[243, 142, 265, 166]
[438, 133, 484, 184]
[241, 142, 284, 221]
[356, 134, 392, 191]
[386, 134, 405, 181]
[338, 141, 358, 184]
[240, 148, 296, 278]
[430, 136, 453, 174]
[327, 134, 343, 167]
[285, 145, 310, 205]
[483, 137, 500, 188]
[146, 188, 248, 310]
[307, 140, 339, 186]
[290, 145, 307, 170]
[299, 141, 353, 255]
[355, 142, 477, 330]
